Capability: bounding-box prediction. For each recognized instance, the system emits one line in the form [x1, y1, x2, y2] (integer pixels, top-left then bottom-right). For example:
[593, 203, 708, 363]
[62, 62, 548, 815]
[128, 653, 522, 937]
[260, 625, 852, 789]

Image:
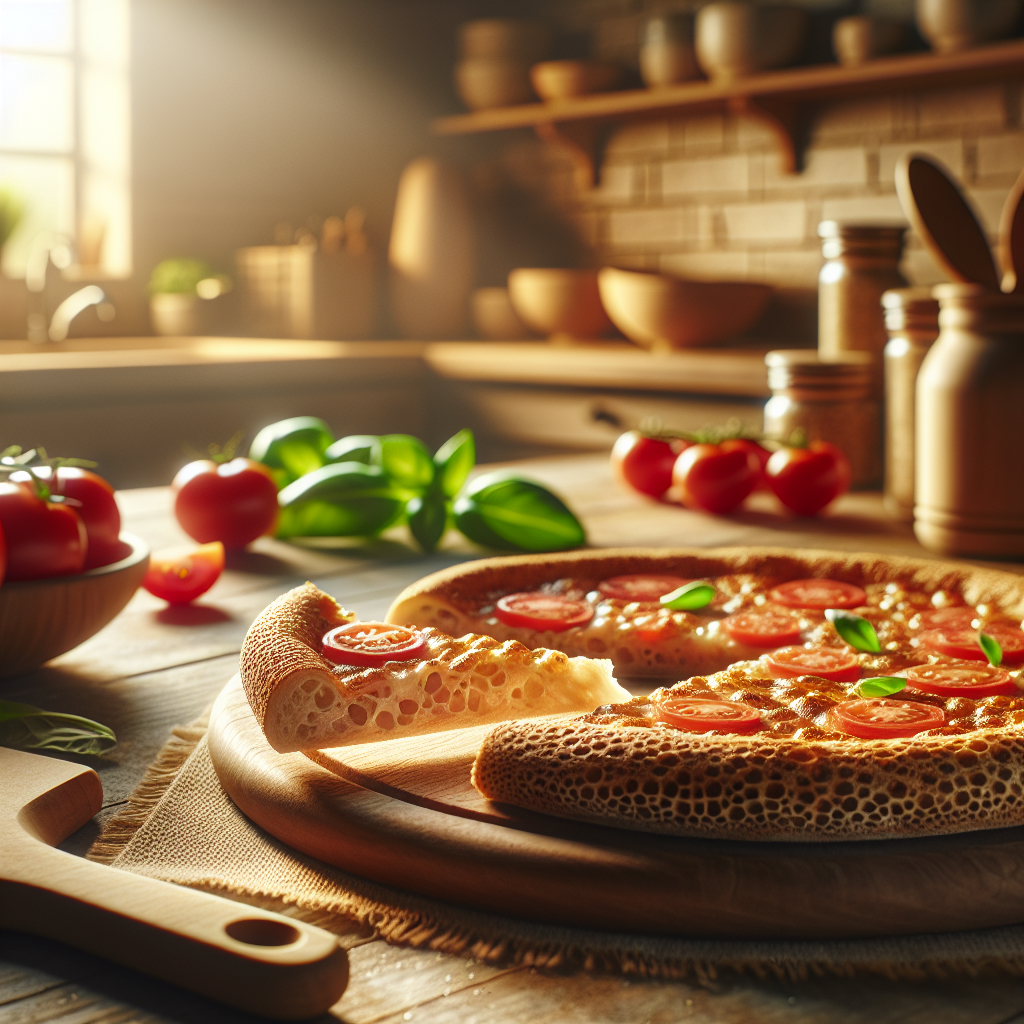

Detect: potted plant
[149, 258, 231, 336]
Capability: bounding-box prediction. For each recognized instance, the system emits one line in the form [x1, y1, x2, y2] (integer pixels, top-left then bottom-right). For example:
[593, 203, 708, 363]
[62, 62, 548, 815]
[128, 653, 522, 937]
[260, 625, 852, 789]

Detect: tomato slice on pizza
[765, 645, 861, 682]
[769, 579, 866, 609]
[654, 694, 761, 734]
[494, 592, 594, 632]
[919, 625, 1024, 664]
[905, 662, 1018, 698]
[831, 698, 945, 739]
[721, 609, 803, 647]
[597, 574, 692, 603]
[917, 607, 979, 629]
[322, 622, 427, 667]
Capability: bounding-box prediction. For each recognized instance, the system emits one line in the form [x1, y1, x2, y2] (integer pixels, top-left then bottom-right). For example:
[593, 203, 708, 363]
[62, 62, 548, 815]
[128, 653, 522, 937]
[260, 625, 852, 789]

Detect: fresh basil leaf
[326, 434, 380, 466]
[0, 699, 116, 756]
[825, 609, 881, 653]
[979, 632, 1003, 667]
[277, 462, 404, 537]
[407, 491, 448, 552]
[454, 472, 585, 552]
[249, 416, 333, 482]
[378, 434, 435, 490]
[434, 429, 476, 499]
[855, 677, 907, 699]
[660, 581, 716, 610]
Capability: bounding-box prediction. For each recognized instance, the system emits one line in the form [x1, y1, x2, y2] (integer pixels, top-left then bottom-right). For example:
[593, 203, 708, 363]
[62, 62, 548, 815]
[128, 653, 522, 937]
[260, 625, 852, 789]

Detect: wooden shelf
[433, 39, 1024, 181]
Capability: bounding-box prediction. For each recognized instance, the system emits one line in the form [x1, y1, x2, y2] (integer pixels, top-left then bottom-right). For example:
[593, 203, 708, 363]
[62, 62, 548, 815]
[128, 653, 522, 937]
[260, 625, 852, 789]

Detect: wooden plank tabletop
[2, 452, 1022, 1024]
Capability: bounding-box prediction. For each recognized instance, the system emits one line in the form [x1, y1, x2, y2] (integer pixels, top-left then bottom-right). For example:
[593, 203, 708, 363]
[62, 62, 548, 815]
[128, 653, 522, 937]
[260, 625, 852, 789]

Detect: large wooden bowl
[508, 268, 613, 340]
[0, 533, 149, 677]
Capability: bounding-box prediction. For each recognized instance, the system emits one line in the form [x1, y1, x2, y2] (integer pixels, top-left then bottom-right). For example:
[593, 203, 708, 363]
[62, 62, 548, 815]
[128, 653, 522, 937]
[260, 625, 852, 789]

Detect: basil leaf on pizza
[826, 609, 881, 653]
[855, 676, 907, 698]
[660, 581, 715, 610]
[979, 632, 1003, 667]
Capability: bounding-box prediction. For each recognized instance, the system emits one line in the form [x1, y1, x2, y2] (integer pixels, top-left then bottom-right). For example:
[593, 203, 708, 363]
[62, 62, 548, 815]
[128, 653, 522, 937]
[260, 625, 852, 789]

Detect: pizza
[388, 547, 1024, 840]
[239, 582, 630, 753]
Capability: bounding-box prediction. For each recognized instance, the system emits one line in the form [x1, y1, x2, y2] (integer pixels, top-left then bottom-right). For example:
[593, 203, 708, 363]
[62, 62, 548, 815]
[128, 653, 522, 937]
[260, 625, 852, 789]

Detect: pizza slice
[240, 582, 630, 753]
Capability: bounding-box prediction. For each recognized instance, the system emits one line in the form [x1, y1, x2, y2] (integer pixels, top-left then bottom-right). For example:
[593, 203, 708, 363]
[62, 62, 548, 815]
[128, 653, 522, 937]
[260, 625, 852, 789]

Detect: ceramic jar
[817, 221, 908, 397]
[915, 0, 1022, 53]
[882, 288, 940, 522]
[695, 2, 807, 81]
[914, 284, 1024, 558]
[832, 16, 905, 66]
[640, 14, 699, 87]
[764, 350, 881, 488]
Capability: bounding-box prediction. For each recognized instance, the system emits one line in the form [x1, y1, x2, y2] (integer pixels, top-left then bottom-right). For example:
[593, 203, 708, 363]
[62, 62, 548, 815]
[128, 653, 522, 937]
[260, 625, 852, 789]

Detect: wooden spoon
[895, 153, 1001, 291]
[998, 165, 1024, 293]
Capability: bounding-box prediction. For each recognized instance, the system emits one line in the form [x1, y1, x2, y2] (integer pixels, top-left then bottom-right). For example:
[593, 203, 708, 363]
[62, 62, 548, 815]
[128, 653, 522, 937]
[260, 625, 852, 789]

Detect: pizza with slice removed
[239, 582, 630, 753]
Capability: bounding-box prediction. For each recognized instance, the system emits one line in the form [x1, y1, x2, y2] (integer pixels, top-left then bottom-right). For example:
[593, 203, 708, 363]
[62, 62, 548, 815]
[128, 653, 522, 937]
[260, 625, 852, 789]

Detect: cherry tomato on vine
[173, 458, 279, 549]
[672, 443, 760, 514]
[142, 542, 225, 604]
[720, 438, 771, 489]
[766, 441, 851, 516]
[0, 480, 87, 581]
[611, 431, 689, 499]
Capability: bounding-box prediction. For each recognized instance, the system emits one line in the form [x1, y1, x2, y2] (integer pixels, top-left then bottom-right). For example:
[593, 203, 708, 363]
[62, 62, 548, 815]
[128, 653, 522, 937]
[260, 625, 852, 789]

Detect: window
[0, 0, 130, 277]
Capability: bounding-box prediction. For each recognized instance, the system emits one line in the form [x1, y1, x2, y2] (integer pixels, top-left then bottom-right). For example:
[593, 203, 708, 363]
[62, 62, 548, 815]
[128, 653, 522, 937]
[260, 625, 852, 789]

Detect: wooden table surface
[2, 452, 1023, 1024]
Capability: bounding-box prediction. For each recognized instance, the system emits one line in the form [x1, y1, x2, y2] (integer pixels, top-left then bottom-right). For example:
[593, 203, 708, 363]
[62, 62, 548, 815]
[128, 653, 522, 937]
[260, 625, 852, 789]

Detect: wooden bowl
[695, 2, 808, 81]
[454, 58, 535, 110]
[598, 267, 772, 350]
[915, 0, 1022, 53]
[0, 533, 149, 677]
[507, 268, 613, 340]
[529, 60, 621, 101]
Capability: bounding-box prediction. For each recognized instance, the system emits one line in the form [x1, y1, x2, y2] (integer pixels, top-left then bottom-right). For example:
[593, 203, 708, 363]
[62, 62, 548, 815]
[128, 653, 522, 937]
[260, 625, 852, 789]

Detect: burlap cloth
[88, 716, 1024, 984]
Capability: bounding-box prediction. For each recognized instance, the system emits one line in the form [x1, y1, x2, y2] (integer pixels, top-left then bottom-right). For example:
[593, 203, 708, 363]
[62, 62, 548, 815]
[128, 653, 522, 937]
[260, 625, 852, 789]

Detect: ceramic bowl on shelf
[459, 19, 551, 63]
[471, 286, 535, 339]
[832, 16, 906, 66]
[529, 60, 622, 100]
[455, 58, 535, 110]
[597, 267, 772, 350]
[695, 2, 808, 81]
[0, 533, 149, 677]
[914, 0, 1022, 53]
[508, 268, 613, 340]
[640, 13, 700, 88]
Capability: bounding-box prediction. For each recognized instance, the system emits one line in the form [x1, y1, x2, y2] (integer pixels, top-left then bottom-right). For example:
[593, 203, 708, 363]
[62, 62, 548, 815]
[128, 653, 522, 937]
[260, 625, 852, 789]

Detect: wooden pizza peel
[208, 673, 1024, 941]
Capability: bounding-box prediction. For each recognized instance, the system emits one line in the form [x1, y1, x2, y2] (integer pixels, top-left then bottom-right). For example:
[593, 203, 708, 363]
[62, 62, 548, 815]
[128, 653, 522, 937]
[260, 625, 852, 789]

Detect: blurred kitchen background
[0, 0, 1021, 486]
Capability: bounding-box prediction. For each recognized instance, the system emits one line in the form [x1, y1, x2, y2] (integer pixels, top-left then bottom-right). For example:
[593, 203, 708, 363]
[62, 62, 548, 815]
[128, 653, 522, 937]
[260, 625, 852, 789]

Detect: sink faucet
[47, 285, 114, 342]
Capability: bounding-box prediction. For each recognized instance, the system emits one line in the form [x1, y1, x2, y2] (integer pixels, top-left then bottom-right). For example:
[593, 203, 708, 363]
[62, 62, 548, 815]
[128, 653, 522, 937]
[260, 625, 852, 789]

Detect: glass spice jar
[882, 287, 939, 523]
[764, 350, 880, 488]
[818, 221, 908, 397]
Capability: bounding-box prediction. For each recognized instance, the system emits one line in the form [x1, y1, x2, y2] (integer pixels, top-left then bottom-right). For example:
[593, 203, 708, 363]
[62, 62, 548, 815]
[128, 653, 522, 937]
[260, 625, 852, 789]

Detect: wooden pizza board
[208, 674, 1024, 941]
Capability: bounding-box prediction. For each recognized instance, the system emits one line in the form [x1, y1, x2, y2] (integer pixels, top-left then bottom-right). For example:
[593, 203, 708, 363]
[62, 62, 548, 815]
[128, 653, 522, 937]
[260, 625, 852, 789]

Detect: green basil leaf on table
[855, 677, 907, 699]
[276, 462, 404, 537]
[0, 699, 116, 755]
[248, 416, 334, 484]
[325, 434, 380, 466]
[453, 472, 585, 552]
[660, 581, 716, 611]
[825, 609, 881, 653]
[433, 429, 476, 499]
[378, 434, 435, 490]
[979, 632, 1003, 667]
[407, 491, 449, 552]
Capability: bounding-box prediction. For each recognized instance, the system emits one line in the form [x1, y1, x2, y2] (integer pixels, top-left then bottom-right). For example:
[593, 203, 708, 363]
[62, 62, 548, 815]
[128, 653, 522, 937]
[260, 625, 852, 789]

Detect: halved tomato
[831, 698, 945, 739]
[322, 622, 427, 667]
[905, 662, 1018, 698]
[598, 574, 691, 603]
[142, 542, 224, 604]
[769, 579, 866, 610]
[919, 626, 1024, 665]
[494, 592, 594, 632]
[721, 609, 803, 647]
[766, 646, 861, 682]
[917, 607, 979, 629]
[655, 695, 761, 734]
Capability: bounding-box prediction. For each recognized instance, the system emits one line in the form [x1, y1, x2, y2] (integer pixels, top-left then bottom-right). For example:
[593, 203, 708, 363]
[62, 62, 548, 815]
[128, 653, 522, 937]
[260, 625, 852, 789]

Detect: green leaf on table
[248, 416, 334, 483]
[660, 581, 716, 611]
[979, 632, 1003, 667]
[825, 609, 881, 653]
[378, 435, 435, 491]
[453, 472, 585, 553]
[276, 462, 404, 537]
[434, 429, 476, 499]
[0, 699, 116, 756]
[325, 434, 380, 466]
[407, 491, 448, 551]
[855, 677, 907, 699]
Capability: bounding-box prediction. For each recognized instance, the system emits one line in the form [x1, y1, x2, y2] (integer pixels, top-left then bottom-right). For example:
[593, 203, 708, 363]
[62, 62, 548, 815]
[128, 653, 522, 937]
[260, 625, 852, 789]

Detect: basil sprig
[825, 609, 881, 653]
[855, 677, 907, 699]
[979, 632, 1003, 667]
[0, 699, 116, 755]
[660, 581, 716, 611]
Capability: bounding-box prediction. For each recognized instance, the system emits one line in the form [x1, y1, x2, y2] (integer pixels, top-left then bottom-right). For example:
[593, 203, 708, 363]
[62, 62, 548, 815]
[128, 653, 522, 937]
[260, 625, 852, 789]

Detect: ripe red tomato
[720, 438, 771, 489]
[322, 622, 427, 667]
[173, 458, 279, 549]
[769, 579, 867, 610]
[721, 609, 803, 647]
[0, 481, 87, 581]
[830, 698, 945, 739]
[766, 441, 851, 516]
[672, 443, 759, 514]
[597, 574, 692, 603]
[655, 695, 761, 734]
[494, 592, 594, 632]
[905, 662, 1017, 698]
[611, 431, 689, 499]
[766, 645, 862, 682]
[142, 542, 224, 604]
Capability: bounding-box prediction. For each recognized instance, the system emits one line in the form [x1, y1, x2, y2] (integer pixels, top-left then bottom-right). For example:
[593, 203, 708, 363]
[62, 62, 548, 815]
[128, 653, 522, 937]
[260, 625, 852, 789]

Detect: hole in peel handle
[225, 918, 303, 947]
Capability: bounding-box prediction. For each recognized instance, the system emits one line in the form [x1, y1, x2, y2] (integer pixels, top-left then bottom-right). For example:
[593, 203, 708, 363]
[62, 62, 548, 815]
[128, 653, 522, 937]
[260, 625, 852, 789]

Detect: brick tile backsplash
[977, 133, 1024, 177]
[878, 139, 964, 182]
[663, 154, 749, 196]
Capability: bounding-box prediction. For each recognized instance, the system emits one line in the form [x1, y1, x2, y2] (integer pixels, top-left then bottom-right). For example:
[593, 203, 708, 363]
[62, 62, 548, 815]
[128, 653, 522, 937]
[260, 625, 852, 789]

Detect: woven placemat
[88, 718, 1024, 983]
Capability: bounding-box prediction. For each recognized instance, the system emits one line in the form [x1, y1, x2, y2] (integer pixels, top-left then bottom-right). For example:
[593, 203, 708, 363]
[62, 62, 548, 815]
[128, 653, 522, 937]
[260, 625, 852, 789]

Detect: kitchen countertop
[2, 451, 1022, 1024]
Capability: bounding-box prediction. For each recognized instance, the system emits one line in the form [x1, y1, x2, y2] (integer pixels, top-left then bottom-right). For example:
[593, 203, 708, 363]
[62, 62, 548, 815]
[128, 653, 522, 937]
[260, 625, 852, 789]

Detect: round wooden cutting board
[208, 674, 1024, 941]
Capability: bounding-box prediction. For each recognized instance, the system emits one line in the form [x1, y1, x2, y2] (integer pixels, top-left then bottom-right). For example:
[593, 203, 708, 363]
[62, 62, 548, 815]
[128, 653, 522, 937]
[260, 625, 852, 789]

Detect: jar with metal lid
[915, 284, 1024, 558]
[764, 350, 880, 488]
[882, 287, 940, 522]
[818, 221, 908, 396]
